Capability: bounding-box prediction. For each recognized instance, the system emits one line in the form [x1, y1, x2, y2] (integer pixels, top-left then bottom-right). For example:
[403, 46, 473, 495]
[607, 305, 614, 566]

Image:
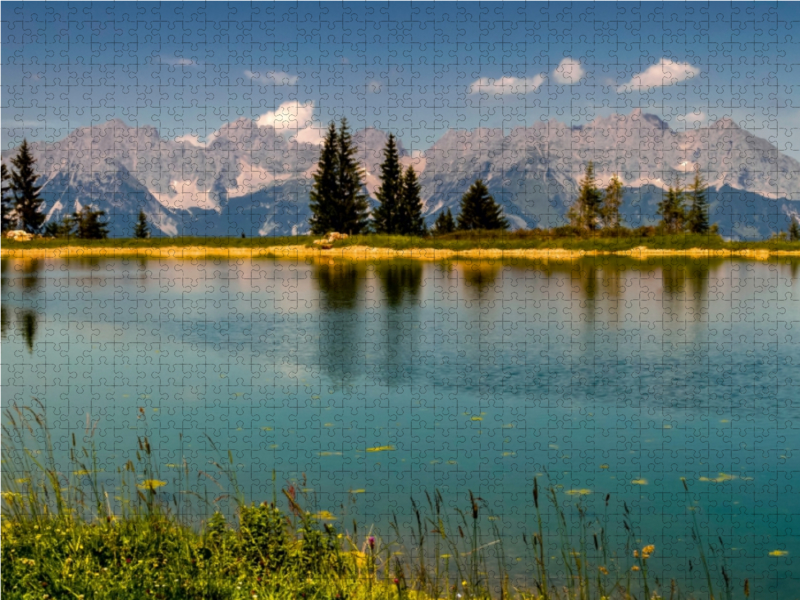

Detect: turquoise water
[2, 256, 799, 595]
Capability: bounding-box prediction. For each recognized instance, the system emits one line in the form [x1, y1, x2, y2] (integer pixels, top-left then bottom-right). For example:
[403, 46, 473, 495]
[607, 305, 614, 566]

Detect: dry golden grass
[4, 244, 800, 262]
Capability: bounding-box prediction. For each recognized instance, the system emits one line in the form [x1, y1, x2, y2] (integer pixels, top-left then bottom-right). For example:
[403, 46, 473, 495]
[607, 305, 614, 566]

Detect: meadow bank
[4, 233, 800, 261]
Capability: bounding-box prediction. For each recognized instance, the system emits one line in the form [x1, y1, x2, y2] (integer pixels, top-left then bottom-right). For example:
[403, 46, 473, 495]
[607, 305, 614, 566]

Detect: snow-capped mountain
[3, 109, 800, 239]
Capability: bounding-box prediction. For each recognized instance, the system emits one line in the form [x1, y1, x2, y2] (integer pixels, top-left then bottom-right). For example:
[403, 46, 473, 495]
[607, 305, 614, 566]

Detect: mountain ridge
[2, 111, 799, 239]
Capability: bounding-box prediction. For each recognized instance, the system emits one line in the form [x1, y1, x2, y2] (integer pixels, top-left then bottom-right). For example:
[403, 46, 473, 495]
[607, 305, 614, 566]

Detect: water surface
[2, 256, 799, 595]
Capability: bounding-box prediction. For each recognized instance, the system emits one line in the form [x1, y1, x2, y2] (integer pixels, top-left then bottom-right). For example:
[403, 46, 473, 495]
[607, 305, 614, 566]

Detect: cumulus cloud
[368, 80, 382, 94]
[291, 124, 327, 146]
[255, 101, 315, 130]
[552, 58, 585, 84]
[468, 75, 545, 95]
[245, 69, 298, 86]
[618, 59, 700, 93]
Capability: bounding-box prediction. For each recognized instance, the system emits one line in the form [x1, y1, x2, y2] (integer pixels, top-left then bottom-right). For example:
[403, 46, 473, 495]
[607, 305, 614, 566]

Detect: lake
[2, 255, 799, 596]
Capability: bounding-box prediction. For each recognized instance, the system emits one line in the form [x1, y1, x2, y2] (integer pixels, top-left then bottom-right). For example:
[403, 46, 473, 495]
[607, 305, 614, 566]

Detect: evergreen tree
[72, 205, 110, 239]
[133, 209, 151, 239]
[308, 119, 369, 235]
[657, 181, 686, 234]
[789, 217, 800, 242]
[433, 208, 456, 234]
[1, 163, 14, 232]
[600, 173, 624, 229]
[567, 162, 603, 231]
[43, 215, 75, 238]
[397, 165, 426, 236]
[685, 166, 710, 233]
[9, 139, 45, 233]
[334, 118, 370, 235]
[456, 179, 509, 231]
[371, 133, 404, 234]
[308, 123, 340, 234]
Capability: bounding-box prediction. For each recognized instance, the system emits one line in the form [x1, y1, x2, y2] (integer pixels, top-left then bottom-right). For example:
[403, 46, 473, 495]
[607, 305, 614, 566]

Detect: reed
[1, 401, 752, 600]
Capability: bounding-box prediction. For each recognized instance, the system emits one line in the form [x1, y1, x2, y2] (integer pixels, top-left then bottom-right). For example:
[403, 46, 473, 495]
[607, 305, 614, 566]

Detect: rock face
[3, 110, 799, 239]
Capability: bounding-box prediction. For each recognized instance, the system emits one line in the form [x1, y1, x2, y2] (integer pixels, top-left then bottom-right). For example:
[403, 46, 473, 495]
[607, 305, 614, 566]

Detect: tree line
[564, 160, 721, 236]
[307, 119, 509, 236]
[3, 129, 800, 241]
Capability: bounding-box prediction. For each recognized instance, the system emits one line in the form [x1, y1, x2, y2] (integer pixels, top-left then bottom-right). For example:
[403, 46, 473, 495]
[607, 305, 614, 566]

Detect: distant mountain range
[3, 109, 800, 239]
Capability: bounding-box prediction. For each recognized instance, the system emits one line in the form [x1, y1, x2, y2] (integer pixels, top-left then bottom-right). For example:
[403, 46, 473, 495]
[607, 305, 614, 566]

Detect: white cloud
[368, 80, 382, 94]
[175, 134, 205, 147]
[291, 125, 327, 146]
[161, 56, 197, 66]
[468, 75, 545, 95]
[676, 110, 707, 125]
[618, 59, 700, 93]
[552, 58, 584, 84]
[245, 69, 298, 86]
[255, 101, 315, 130]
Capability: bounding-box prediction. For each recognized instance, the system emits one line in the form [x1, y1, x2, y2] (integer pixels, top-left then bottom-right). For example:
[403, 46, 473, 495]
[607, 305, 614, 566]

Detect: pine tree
[308, 123, 340, 234]
[789, 217, 800, 242]
[657, 181, 685, 234]
[43, 215, 75, 238]
[433, 208, 456, 234]
[308, 119, 369, 235]
[685, 167, 710, 234]
[72, 205, 110, 239]
[334, 118, 370, 235]
[1, 163, 14, 232]
[567, 162, 603, 231]
[133, 209, 151, 239]
[456, 179, 509, 231]
[397, 165, 426, 236]
[600, 173, 624, 229]
[9, 139, 45, 233]
[371, 133, 404, 234]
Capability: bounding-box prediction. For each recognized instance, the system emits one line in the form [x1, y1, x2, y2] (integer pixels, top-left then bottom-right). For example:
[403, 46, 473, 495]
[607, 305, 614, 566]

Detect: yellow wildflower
[599, 566, 609, 575]
[137, 479, 167, 491]
[631, 565, 640, 571]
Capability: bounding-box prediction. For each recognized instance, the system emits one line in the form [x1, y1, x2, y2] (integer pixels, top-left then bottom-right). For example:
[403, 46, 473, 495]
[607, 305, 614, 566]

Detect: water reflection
[19, 310, 37, 353]
[314, 261, 367, 389]
[374, 261, 422, 308]
[373, 262, 424, 386]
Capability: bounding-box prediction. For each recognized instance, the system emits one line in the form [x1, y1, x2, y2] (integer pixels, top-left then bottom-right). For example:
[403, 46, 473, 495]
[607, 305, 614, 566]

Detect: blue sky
[4, 1, 800, 157]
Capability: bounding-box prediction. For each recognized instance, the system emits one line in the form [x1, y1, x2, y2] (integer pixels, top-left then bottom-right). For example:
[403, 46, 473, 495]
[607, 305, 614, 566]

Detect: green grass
[1, 401, 751, 599]
[4, 230, 800, 253]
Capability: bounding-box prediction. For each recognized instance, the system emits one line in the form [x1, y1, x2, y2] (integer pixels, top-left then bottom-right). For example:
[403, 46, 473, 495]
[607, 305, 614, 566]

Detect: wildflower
[633, 550, 639, 558]
[393, 578, 399, 585]
[599, 566, 609, 575]
[642, 544, 655, 559]
[632, 565, 640, 571]
[368, 536, 375, 550]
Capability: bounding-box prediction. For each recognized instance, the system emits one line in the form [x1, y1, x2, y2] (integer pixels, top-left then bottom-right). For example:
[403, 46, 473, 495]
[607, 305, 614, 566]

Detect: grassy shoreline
[3, 233, 800, 261]
[2, 402, 751, 600]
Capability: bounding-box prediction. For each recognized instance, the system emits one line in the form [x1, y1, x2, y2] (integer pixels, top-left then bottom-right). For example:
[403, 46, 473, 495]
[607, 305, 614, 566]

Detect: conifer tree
[371, 133, 403, 234]
[308, 123, 340, 234]
[789, 217, 800, 242]
[43, 215, 75, 238]
[600, 173, 624, 229]
[334, 118, 370, 235]
[308, 119, 369, 235]
[657, 181, 686, 234]
[397, 165, 426, 236]
[72, 205, 110, 239]
[567, 162, 603, 231]
[685, 166, 710, 234]
[133, 209, 151, 239]
[433, 208, 456, 234]
[1, 163, 14, 232]
[456, 179, 509, 231]
[9, 139, 44, 233]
